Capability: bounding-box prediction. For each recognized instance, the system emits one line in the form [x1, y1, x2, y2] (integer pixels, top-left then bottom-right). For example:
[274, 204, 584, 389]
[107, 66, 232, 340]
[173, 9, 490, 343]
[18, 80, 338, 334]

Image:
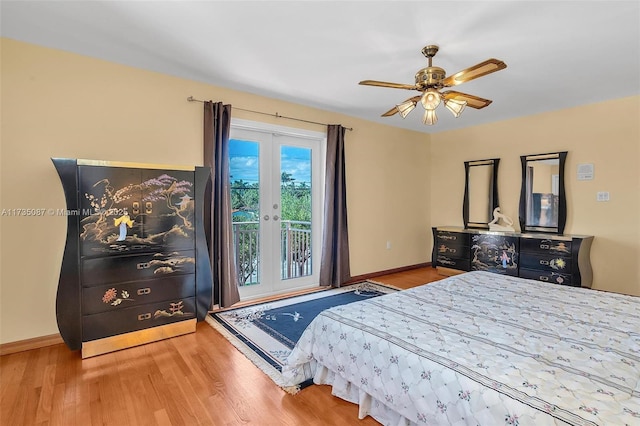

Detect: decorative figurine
[488, 207, 515, 232]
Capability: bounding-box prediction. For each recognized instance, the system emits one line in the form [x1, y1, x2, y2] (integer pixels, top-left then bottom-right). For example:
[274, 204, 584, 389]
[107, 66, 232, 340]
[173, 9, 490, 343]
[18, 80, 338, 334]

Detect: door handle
[263, 215, 270, 221]
[273, 215, 279, 221]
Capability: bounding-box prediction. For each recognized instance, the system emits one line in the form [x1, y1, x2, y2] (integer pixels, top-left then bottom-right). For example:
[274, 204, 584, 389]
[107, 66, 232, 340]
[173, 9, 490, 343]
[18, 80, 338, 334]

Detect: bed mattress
[282, 271, 640, 425]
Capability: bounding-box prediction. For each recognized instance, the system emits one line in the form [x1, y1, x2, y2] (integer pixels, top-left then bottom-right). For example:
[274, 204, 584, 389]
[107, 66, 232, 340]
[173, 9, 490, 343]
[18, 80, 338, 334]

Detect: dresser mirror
[463, 158, 499, 229]
[519, 151, 567, 234]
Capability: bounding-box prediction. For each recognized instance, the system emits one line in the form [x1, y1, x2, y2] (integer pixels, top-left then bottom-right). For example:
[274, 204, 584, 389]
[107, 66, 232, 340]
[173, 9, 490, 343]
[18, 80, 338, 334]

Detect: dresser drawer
[520, 238, 572, 255]
[82, 297, 196, 341]
[81, 250, 195, 287]
[82, 275, 195, 315]
[435, 239, 468, 259]
[520, 253, 572, 273]
[519, 268, 574, 286]
[437, 231, 469, 246]
[436, 231, 469, 260]
[436, 255, 470, 271]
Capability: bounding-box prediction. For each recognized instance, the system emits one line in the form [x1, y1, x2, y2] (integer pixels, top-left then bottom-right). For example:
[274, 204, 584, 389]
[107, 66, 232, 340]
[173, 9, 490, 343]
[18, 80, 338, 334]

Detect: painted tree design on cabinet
[53, 158, 212, 358]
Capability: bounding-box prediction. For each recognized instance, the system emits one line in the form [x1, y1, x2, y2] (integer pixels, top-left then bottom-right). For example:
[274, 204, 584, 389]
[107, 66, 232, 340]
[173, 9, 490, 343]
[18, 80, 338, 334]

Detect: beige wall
[0, 39, 431, 344]
[431, 96, 640, 296]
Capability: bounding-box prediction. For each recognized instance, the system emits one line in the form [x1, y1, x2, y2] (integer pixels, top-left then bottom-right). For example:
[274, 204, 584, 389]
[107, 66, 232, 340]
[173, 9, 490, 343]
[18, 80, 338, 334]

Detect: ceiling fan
[359, 45, 507, 125]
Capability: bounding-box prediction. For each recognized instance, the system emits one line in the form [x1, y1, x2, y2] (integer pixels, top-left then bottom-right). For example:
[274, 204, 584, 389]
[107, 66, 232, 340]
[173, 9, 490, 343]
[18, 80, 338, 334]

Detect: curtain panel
[320, 124, 351, 287]
[203, 101, 240, 308]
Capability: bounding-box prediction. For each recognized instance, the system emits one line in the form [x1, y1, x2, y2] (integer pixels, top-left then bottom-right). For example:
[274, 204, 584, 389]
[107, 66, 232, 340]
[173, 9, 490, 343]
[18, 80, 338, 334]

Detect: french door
[229, 119, 325, 300]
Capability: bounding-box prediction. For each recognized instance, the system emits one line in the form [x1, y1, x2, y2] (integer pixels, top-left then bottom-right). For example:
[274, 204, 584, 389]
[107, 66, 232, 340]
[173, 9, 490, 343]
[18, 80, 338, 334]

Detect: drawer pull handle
[137, 288, 151, 295]
[539, 260, 549, 265]
[137, 262, 150, 269]
[540, 276, 549, 281]
[539, 244, 550, 249]
[137, 313, 152, 321]
[132, 201, 140, 215]
[145, 202, 153, 214]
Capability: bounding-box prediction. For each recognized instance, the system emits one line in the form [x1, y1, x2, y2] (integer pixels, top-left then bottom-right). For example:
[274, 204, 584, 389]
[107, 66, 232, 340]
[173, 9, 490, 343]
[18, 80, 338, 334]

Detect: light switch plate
[596, 191, 610, 202]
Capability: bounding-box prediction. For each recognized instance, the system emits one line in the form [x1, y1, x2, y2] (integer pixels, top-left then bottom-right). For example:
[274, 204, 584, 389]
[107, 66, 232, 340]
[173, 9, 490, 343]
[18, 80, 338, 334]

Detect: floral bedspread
[282, 271, 640, 425]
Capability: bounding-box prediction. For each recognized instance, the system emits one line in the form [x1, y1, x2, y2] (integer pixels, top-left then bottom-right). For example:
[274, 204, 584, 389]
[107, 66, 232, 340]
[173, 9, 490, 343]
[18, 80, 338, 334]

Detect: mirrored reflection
[464, 158, 499, 229]
[520, 151, 567, 234]
[468, 165, 492, 224]
[525, 159, 560, 227]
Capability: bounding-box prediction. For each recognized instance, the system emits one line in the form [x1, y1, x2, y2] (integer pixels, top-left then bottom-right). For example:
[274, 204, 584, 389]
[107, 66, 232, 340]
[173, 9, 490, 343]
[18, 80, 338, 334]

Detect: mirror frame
[463, 158, 500, 229]
[519, 151, 567, 235]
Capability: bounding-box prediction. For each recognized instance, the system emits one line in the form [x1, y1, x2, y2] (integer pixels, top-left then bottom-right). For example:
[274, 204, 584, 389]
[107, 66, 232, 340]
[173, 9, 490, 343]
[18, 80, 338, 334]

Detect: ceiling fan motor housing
[415, 66, 446, 89]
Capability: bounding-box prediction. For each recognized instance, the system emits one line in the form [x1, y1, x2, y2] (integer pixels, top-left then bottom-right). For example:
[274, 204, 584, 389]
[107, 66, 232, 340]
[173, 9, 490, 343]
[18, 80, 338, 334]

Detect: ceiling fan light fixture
[420, 89, 441, 111]
[396, 99, 417, 118]
[423, 108, 438, 125]
[360, 45, 506, 126]
[444, 98, 467, 118]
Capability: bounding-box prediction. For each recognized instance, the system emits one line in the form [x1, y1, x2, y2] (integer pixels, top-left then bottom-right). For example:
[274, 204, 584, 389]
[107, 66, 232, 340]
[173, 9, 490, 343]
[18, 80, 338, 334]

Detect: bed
[281, 271, 640, 425]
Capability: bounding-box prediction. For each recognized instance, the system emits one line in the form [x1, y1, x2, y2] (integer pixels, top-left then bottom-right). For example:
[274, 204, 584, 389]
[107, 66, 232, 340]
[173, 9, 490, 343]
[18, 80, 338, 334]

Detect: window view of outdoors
[229, 139, 313, 286]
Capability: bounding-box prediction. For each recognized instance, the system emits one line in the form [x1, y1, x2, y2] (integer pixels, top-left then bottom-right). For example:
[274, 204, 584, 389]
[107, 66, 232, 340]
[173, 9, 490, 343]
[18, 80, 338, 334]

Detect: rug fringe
[204, 315, 301, 395]
[364, 279, 404, 291]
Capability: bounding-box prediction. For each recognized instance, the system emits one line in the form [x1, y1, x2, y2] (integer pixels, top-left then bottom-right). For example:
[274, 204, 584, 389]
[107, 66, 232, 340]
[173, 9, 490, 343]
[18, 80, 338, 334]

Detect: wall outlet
[386, 241, 391, 250]
[596, 191, 610, 202]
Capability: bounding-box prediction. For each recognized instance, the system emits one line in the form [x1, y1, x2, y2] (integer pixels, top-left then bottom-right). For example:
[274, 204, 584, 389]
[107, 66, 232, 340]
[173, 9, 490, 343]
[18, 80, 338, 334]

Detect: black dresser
[53, 158, 212, 358]
[432, 227, 593, 288]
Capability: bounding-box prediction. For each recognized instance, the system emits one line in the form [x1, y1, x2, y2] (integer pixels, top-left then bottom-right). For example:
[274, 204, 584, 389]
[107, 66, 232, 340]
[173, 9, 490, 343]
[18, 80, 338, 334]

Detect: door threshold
[213, 285, 328, 313]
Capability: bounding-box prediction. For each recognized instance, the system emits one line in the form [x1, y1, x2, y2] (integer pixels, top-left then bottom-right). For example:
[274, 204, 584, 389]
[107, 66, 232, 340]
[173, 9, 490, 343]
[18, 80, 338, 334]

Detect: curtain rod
[187, 96, 353, 131]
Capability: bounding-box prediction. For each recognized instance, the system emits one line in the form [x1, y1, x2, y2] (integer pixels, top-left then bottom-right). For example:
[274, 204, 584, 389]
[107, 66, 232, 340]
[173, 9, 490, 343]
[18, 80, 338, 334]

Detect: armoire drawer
[520, 238, 572, 255]
[519, 268, 574, 286]
[81, 250, 195, 287]
[82, 275, 196, 315]
[82, 297, 196, 341]
[520, 253, 572, 274]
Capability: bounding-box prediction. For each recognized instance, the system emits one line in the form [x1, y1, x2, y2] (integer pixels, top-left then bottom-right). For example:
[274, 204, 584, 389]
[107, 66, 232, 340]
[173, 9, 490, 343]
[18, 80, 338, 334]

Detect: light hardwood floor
[0, 267, 444, 426]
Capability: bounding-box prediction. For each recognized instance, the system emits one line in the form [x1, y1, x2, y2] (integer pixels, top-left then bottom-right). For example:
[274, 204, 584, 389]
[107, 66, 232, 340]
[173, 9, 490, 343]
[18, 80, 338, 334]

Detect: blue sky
[229, 139, 311, 184]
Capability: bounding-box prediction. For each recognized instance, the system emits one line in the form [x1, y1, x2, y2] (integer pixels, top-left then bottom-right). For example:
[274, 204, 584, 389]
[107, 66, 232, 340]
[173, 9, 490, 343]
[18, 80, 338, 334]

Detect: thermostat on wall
[577, 163, 594, 180]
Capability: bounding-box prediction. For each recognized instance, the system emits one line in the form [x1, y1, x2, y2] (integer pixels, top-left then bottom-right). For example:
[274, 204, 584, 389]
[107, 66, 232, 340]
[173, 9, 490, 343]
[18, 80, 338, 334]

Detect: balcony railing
[232, 220, 312, 286]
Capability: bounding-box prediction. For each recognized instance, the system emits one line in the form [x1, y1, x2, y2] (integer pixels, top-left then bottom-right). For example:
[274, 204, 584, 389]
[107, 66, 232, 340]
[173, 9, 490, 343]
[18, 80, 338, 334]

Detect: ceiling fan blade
[442, 91, 493, 109]
[442, 59, 507, 87]
[381, 106, 400, 117]
[359, 80, 418, 90]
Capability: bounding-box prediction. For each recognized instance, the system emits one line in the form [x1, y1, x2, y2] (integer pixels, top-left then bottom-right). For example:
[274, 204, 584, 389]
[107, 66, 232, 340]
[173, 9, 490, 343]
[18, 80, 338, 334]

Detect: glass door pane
[279, 145, 312, 280]
[229, 139, 261, 289]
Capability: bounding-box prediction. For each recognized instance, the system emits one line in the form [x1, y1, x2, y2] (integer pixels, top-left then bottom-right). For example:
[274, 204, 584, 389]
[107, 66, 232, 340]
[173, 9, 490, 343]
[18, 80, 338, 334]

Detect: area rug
[206, 281, 399, 393]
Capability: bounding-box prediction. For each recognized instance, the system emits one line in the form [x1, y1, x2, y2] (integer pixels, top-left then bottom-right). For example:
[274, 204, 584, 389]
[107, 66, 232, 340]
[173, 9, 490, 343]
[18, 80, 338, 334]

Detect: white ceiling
[2, 1, 639, 134]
